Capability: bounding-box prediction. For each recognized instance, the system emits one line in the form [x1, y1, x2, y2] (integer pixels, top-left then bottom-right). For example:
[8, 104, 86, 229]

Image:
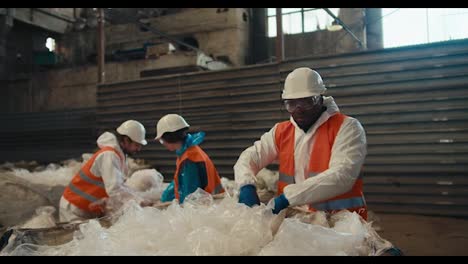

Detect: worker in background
[234, 67, 368, 220]
[156, 114, 224, 204]
[59, 120, 149, 222]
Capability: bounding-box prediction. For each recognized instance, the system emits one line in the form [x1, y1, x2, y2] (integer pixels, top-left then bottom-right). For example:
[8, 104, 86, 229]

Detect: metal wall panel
[96, 39, 468, 217]
[0, 108, 96, 163]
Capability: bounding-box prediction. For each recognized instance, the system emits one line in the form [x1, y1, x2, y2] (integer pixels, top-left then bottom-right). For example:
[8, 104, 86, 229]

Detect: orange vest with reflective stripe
[275, 113, 367, 220]
[173, 145, 224, 200]
[62, 146, 124, 214]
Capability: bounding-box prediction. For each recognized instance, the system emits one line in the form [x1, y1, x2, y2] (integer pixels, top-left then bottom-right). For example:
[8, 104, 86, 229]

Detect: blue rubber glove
[272, 194, 290, 214]
[238, 184, 260, 207]
[160, 181, 175, 202]
[383, 246, 404, 256]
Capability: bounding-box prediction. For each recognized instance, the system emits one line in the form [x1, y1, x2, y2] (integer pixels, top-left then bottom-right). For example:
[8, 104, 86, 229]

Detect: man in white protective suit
[234, 67, 368, 220]
[59, 120, 149, 222]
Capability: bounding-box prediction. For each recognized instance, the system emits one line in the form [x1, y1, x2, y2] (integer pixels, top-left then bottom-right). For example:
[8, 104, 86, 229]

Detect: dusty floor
[372, 212, 468, 256]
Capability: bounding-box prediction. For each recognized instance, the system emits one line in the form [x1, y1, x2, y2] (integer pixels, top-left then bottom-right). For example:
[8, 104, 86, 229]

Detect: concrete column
[97, 8, 105, 83]
[0, 8, 13, 80]
[335, 8, 366, 53]
[250, 8, 268, 64]
[275, 8, 284, 62]
[366, 8, 383, 50]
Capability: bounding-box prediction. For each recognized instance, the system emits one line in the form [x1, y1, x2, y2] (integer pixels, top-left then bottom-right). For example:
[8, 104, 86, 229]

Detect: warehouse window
[382, 8, 468, 48]
[267, 8, 339, 37]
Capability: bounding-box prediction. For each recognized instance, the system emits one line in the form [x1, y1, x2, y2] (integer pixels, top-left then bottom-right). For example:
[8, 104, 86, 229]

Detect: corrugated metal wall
[280, 41, 468, 217]
[98, 39, 468, 217]
[0, 108, 96, 163]
[97, 63, 283, 177]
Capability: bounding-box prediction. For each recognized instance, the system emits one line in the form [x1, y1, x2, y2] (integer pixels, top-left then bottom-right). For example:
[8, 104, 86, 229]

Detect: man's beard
[122, 148, 135, 157]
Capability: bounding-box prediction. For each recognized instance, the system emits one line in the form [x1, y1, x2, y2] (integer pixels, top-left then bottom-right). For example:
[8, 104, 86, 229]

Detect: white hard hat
[116, 120, 147, 145]
[155, 114, 190, 140]
[282, 67, 327, 99]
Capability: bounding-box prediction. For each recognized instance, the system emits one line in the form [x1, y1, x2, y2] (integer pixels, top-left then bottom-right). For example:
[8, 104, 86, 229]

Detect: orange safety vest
[275, 113, 367, 220]
[173, 145, 224, 200]
[62, 146, 124, 214]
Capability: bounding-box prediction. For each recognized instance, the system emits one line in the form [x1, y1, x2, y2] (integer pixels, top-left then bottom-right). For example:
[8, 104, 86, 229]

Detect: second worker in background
[156, 114, 224, 203]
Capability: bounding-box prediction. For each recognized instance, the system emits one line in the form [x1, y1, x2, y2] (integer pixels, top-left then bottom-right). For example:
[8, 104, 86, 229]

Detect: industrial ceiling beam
[136, 20, 202, 53]
[107, 8, 203, 54]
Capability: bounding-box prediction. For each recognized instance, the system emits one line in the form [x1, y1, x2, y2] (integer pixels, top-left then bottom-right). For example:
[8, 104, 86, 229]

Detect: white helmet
[155, 114, 190, 140]
[282, 67, 327, 99]
[116, 120, 147, 145]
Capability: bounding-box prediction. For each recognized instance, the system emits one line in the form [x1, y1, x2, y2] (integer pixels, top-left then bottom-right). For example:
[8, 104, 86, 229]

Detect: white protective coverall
[234, 96, 367, 207]
[59, 132, 135, 222]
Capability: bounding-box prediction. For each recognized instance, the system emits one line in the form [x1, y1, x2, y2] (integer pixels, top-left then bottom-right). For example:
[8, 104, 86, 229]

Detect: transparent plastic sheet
[259, 210, 391, 256]
[0, 160, 39, 171]
[5, 243, 45, 256]
[259, 219, 356, 255]
[20, 206, 57, 229]
[0, 161, 82, 227]
[255, 169, 278, 203]
[220, 177, 237, 197]
[126, 158, 152, 181]
[88, 187, 149, 225]
[286, 206, 330, 228]
[255, 168, 279, 193]
[0, 161, 15, 170]
[125, 169, 165, 203]
[126, 169, 164, 192]
[7, 160, 81, 187]
[1, 194, 276, 255]
[0, 221, 81, 256]
[0, 155, 149, 190]
[222, 169, 278, 204]
[330, 210, 394, 256]
[184, 188, 215, 207]
[1, 192, 393, 256]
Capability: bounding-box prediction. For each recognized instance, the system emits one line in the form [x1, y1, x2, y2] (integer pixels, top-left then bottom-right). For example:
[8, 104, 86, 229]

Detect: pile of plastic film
[2, 189, 392, 256]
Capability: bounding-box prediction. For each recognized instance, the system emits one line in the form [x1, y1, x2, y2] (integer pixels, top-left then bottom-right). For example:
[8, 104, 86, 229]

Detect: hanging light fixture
[327, 19, 343, 31]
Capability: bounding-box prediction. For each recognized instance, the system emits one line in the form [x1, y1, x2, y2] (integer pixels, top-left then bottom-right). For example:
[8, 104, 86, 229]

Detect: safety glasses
[283, 96, 321, 113]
